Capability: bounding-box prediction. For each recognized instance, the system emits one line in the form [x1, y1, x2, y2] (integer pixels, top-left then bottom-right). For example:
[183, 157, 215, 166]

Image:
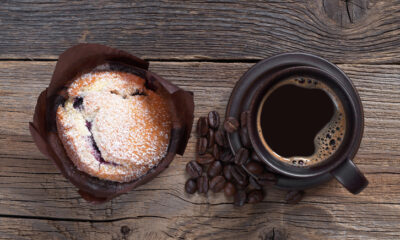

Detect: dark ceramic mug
[226, 53, 368, 194]
[246, 64, 368, 194]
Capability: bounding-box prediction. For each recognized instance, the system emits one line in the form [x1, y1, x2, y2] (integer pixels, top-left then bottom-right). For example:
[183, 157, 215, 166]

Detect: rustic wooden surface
[1, 1, 400, 239]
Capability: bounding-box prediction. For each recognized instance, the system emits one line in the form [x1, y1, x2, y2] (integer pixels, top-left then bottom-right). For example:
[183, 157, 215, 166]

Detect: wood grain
[0, 61, 399, 239]
[1, 1, 400, 63]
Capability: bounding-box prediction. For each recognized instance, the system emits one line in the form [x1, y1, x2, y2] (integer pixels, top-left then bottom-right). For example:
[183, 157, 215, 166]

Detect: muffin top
[56, 69, 172, 182]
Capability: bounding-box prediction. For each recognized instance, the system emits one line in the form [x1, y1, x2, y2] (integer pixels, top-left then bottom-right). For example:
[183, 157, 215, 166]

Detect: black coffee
[257, 77, 346, 167]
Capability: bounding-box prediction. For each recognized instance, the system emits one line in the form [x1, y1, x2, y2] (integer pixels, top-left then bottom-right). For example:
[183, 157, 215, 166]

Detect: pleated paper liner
[29, 44, 194, 203]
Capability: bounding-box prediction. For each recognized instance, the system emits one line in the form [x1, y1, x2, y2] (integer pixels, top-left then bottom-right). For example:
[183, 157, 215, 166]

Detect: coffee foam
[257, 77, 346, 167]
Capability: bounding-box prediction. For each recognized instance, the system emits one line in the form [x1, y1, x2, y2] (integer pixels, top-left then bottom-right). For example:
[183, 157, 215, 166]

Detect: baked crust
[56, 70, 172, 182]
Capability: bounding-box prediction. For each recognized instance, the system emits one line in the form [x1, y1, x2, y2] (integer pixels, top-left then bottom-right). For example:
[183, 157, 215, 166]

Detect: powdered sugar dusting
[56, 71, 172, 182]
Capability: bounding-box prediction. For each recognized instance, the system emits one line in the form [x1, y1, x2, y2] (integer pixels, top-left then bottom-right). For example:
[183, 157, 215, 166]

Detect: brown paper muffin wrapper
[29, 44, 194, 203]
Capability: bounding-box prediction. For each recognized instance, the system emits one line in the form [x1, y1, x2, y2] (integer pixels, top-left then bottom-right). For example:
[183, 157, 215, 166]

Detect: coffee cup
[226, 53, 368, 194]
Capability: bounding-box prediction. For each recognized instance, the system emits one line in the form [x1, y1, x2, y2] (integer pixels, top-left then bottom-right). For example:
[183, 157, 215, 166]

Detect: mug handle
[331, 158, 368, 194]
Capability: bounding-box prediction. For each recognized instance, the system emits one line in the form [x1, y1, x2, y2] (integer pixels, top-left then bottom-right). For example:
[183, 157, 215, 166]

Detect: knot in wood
[323, 0, 369, 27]
[120, 225, 131, 235]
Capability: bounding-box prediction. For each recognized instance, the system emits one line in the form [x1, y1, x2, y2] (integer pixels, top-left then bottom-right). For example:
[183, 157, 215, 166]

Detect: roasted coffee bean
[247, 190, 264, 203]
[234, 190, 247, 207]
[197, 175, 209, 194]
[234, 148, 249, 165]
[224, 117, 239, 133]
[236, 165, 248, 177]
[257, 172, 277, 186]
[239, 127, 251, 148]
[197, 137, 208, 155]
[196, 153, 215, 165]
[197, 117, 209, 136]
[212, 144, 220, 160]
[250, 151, 261, 162]
[185, 179, 197, 194]
[223, 165, 234, 181]
[236, 183, 247, 190]
[186, 161, 202, 178]
[240, 111, 248, 128]
[220, 150, 234, 163]
[242, 164, 257, 179]
[285, 190, 304, 204]
[207, 129, 215, 148]
[245, 161, 264, 176]
[232, 165, 248, 186]
[215, 129, 228, 148]
[249, 176, 262, 190]
[210, 176, 226, 193]
[208, 111, 220, 129]
[208, 161, 223, 177]
[224, 182, 236, 197]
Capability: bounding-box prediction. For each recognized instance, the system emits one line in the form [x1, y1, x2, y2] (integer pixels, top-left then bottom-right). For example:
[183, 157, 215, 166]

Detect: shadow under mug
[247, 66, 368, 194]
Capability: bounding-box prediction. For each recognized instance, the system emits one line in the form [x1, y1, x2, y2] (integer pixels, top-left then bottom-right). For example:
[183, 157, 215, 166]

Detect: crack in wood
[345, 0, 353, 23]
[0, 214, 169, 223]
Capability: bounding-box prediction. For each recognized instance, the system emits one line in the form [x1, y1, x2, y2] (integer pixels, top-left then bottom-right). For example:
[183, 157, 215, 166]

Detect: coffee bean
[210, 176, 226, 193]
[236, 165, 248, 178]
[197, 117, 209, 136]
[196, 153, 215, 165]
[241, 164, 257, 179]
[208, 111, 220, 129]
[234, 190, 247, 207]
[224, 182, 236, 197]
[185, 179, 197, 194]
[215, 129, 228, 148]
[224, 117, 239, 133]
[257, 172, 277, 186]
[223, 165, 234, 181]
[285, 190, 304, 204]
[245, 161, 264, 176]
[231, 165, 248, 186]
[240, 111, 248, 128]
[212, 144, 220, 160]
[207, 129, 215, 148]
[247, 190, 264, 203]
[208, 161, 223, 177]
[251, 151, 261, 162]
[186, 161, 202, 179]
[197, 137, 208, 155]
[197, 175, 209, 194]
[239, 127, 251, 148]
[249, 176, 262, 190]
[236, 183, 247, 190]
[220, 150, 234, 163]
[234, 148, 249, 165]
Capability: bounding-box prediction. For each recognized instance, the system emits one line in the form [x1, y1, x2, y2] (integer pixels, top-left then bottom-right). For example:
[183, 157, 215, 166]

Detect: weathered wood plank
[0, 61, 400, 239]
[1, 1, 400, 63]
[1, 200, 399, 240]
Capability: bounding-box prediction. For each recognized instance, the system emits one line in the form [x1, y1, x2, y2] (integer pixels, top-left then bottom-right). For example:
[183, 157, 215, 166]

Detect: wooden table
[1, 1, 400, 239]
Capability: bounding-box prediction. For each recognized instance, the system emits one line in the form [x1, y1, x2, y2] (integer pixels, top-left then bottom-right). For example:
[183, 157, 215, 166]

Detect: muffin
[30, 43, 194, 202]
[56, 69, 172, 182]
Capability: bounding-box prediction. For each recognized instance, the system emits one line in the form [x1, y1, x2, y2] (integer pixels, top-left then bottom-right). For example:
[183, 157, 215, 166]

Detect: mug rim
[247, 65, 363, 178]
